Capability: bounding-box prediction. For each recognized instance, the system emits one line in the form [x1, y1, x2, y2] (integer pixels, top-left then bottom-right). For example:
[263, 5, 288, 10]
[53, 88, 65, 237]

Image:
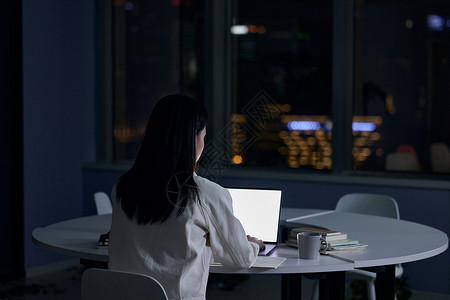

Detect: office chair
[327, 193, 403, 300]
[94, 192, 113, 215]
[81, 268, 168, 300]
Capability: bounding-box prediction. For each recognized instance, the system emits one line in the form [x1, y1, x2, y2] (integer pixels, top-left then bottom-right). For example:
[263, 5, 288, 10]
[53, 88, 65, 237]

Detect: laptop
[227, 188, 282, 256]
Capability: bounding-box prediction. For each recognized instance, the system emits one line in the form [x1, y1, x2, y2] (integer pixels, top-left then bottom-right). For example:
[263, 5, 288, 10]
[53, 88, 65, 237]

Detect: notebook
[227, 188, 282, 256]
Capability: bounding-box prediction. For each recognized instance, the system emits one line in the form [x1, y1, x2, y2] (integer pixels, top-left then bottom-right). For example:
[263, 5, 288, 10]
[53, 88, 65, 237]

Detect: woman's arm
[200, 186, 260, 268]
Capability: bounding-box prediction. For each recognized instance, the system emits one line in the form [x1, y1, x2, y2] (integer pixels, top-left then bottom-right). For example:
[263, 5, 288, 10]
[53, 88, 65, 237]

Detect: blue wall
[22, 0, 96, 267]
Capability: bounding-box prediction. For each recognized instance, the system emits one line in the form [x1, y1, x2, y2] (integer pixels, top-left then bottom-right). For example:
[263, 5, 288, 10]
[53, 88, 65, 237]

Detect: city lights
[230, 25, 249, 35]
[287, 121, 320, 131]
[352, 122, 376, 132]
[428, 14, 445, 31]
[230, 24, 266, 35]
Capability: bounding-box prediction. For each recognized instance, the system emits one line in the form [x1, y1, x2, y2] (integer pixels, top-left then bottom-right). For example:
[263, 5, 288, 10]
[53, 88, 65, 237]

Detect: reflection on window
[229, 0, 333, 170]
[227, 112, 383, 171]
[112, 0, 204, 160]
[353, 1, 450, 174]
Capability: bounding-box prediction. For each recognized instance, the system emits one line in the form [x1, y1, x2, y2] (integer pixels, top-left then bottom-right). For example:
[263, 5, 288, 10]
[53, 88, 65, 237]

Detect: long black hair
[115, 94, 208, 224]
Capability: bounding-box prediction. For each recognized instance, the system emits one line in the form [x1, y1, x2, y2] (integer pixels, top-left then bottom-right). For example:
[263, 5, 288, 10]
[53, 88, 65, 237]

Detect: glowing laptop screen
[227, 188, 282, 243]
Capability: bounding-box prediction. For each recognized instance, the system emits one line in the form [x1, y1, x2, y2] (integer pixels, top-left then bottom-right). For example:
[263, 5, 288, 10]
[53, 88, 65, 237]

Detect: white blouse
[108, 174, 259, 300]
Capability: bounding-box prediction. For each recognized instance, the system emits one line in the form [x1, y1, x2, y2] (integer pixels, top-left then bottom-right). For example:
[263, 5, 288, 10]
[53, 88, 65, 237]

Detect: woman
[108, 94, 264, 300]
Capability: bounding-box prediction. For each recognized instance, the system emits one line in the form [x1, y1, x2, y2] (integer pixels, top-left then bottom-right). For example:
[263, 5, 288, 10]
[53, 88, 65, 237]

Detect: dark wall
[22, 0, 96, 268]
[0, 0, 24, 279]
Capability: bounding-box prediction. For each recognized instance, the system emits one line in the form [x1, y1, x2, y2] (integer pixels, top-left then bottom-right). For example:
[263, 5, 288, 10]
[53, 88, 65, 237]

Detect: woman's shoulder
[193, 174, 229, 198]
[194, 174, 225, 190]
[193, 174, 234, 216]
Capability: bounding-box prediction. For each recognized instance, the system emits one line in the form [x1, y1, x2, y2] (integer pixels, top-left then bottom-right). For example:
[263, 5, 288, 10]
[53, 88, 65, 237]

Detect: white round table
[32, 209, 448, 300]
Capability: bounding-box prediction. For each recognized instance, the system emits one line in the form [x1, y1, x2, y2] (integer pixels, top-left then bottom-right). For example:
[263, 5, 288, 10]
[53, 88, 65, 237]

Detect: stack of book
[286, 227, 367, 254]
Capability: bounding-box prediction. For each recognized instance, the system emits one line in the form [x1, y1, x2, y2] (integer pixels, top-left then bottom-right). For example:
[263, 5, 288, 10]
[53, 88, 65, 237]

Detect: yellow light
[370, 132, 381, 141]
[282, 104, 291, 112]
[232, 155, 243, 165]
[375, 116, 383, 125]
[288, 156, 299, 168]
[248, 25, 257, 33]
[300, 157, 309, 165]
[315, 129, 324, 137]
[323, 157, 332, 166]
[323, 147, 332, 156]
[362, 148, 371, 156]
[231, 114, 246, 122]
[376, 148, 384, 157]
[356, 155, 366, 161]
[354, 138, 365, 147]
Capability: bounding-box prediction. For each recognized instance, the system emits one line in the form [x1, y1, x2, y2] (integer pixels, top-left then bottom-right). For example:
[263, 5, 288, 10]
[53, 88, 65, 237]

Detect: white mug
[297, 232, 328, 260]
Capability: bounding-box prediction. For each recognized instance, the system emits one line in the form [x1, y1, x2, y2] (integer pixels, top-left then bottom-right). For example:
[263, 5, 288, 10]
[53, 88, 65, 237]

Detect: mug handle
[320, 237, 328, 253]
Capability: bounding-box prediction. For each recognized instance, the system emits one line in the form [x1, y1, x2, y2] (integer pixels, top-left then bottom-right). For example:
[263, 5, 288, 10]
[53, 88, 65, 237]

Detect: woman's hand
[247, 235, 266, 250]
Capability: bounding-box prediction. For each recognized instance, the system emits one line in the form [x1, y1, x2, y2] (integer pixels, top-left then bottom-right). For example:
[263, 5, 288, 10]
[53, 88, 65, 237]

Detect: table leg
[375, 264, 395, 300]
[318, 271, 345, 300]
[282, 274, 302, 300]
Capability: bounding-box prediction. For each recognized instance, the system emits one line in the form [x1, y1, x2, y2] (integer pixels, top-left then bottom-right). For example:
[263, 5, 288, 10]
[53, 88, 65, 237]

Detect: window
[109, 0, 204, 160]
[227, 0, 333, 170]
[101, 0, 450, 179]
[353, 0, 450, 174]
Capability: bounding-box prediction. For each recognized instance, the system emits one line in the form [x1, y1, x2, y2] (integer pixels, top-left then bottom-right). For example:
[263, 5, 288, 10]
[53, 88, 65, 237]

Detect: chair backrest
[385, 152, 420, 171]
[335, 193, 400, 219]
[430, 143, 450, 173]
[94, 192, 113, 215]
[81, 268, 168, 300]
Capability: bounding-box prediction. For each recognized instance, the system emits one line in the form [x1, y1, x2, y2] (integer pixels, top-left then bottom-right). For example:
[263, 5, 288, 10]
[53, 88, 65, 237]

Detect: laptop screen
[227, 188, 282, 243]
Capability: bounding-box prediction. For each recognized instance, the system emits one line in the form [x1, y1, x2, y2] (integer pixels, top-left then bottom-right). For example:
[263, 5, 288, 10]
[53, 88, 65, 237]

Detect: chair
[395, 144, 419, 160]
[385, 152, 420, 171]
[311, 193, 403, 300]
[334, 193, 403, 300]
[430, 143, 450, 173]
[81, 268, 168, 300]
[94, 192, 113, 215]
[335, 193, 399, 219]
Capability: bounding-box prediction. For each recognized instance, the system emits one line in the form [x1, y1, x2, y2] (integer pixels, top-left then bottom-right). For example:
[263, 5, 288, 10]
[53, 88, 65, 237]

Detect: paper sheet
[210, 256, 286, 269]
[252, 256, 286, 269]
